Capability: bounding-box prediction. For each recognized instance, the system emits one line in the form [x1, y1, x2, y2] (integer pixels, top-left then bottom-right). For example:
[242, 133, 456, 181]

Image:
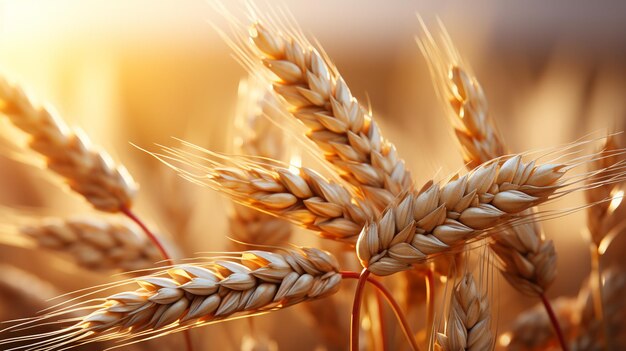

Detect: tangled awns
[0, 2, 625, 351]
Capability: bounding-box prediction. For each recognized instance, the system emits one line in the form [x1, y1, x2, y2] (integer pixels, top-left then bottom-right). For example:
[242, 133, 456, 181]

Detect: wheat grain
[0, 76, 137, 213]
[21, 217, 163, 272]
[419, 29, 557, 295]
[227, 14, 413, 210]
[436, 273, 493, 351]
[3, 247, 341, 350]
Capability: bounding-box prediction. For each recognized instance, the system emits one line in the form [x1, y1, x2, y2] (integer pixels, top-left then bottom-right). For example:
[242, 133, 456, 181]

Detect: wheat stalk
[419, 28, 558, 296]
[0, 76, 137, 213]
[436, 273, 493, 351]
[219, 8, 413, 210]
[21, 217, 163, 272]
[2, 247, 341, 350]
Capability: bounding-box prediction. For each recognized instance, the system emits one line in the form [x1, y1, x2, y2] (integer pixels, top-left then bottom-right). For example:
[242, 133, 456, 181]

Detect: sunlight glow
[499, 332, 512, 346]
[608, 189, 624, 214]
[288, 154, 302, 175]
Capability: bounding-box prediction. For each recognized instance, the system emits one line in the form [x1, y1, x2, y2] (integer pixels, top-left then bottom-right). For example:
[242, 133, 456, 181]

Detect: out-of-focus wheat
[575, 269, 626, 350]
[585, 134, 626, 250]
[504, 268, 626, 351]
[0, 76, 137, 213]
[21, 217, 162, 272]
[504, 297, 578, 351]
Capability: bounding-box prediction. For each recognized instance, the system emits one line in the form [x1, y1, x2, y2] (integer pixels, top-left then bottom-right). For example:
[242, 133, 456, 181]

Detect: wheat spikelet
[220, 8, 413, 210]
[0, 76, 137, 212]
[2, 247, 341, 350]
[420, 28, 557, 295]
[436, 273, 493, 351]
[229, 78, 292, 251]
[20, 217, 163, 272]
[585, 134, 626, 249]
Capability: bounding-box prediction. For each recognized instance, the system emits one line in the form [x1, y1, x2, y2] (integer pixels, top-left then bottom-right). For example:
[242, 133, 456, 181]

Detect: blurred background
[0, 1, 625, 350]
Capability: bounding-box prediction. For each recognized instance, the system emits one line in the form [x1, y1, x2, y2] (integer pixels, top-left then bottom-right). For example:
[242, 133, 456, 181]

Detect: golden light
[288, 154, 302, 175]
[361, 315, 371, 331]
[499, 332, 512, 346]
[608, 189, 624, 214]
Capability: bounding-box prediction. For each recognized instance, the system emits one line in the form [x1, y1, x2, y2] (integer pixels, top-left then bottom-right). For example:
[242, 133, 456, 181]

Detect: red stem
[375, 289, 388, 351]
[120, 205, 172, 265]
[120, 205, 192, 351]
[342, 271, 421, 351]
[350, 269, 370, 351]
[540, 293, 569, 351]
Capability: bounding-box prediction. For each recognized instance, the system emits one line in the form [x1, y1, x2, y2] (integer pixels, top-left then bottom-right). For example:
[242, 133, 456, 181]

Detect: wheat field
[0, 1, 625, 351]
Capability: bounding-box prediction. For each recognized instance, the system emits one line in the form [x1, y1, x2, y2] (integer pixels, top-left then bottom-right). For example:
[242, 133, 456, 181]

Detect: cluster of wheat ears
[0, 4, 624, 351]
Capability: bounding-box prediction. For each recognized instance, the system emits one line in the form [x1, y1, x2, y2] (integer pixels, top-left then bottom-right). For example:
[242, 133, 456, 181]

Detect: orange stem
[342, 271, 421, 351]
[425, 268, 435, 345]
[120, 205, 172, 265]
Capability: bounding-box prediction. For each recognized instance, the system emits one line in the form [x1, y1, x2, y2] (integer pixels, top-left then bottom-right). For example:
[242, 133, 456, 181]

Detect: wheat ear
[2, 247, 341, 350]
[0, 76, 137, 213]
[436, 273, 493, 351]
[357, 147, 626, 277]
[153, 145, 374, 243]
[220, 7, 413, 210]
[419, 27, 558, 296]
[21, 217, 163, 272]
[229, 78, 292, 251]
